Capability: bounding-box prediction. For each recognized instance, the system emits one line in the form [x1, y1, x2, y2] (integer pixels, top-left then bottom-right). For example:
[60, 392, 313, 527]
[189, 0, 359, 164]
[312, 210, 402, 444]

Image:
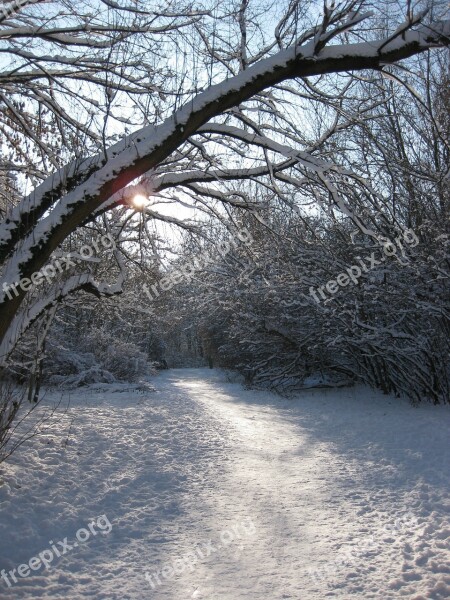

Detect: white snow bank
[0, 369, 448, 599]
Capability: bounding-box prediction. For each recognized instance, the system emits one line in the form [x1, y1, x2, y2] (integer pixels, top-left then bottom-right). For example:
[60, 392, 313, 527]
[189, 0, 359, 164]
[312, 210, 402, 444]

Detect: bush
[82, 328, 149, 382]
[44, 326, 150, 386]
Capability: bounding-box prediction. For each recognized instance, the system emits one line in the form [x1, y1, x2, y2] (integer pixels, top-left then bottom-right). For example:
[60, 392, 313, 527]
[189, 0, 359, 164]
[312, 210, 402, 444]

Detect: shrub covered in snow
[82, 328, 149, 382]
[43, 325, 150, 386]
[49, 366, 117, 388]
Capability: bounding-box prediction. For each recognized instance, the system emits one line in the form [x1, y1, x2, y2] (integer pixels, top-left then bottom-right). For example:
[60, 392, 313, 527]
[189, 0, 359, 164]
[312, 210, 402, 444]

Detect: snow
[0, 368, 449, 599]
[197, 124, 335, 172]
[0, 273, 125, 365]
[3, 14, 449, 295]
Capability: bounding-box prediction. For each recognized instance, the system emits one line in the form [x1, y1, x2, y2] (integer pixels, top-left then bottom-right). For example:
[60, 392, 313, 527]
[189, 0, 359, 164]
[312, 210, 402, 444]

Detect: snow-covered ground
[0, 368, 449, 599]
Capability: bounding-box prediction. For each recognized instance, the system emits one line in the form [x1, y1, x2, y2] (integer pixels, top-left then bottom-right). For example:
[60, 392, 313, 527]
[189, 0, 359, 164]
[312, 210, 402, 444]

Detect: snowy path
[0, 368, 449, 599]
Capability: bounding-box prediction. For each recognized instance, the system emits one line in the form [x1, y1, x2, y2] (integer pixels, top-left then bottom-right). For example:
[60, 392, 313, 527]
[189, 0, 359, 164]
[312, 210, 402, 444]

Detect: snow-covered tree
[1, 0, 449, 366]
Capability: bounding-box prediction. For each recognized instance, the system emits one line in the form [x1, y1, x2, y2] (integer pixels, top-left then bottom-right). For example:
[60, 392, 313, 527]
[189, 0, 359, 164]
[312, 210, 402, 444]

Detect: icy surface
[0, 368, 448, 599]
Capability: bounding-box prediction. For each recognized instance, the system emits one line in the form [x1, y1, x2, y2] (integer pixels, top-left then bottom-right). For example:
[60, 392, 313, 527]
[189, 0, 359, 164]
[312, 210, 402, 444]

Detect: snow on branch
[0, 12, 448, 310]
[0, 271, 125, 365]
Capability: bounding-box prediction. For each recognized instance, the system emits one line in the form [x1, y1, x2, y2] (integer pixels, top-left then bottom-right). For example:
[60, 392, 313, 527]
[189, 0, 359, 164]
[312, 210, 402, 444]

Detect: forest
[0, 1, 449, 598]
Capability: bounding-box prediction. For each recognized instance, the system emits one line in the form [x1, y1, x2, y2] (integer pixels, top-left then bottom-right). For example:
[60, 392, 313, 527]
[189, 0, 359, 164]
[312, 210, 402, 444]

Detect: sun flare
[132, 194, 149, 209]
